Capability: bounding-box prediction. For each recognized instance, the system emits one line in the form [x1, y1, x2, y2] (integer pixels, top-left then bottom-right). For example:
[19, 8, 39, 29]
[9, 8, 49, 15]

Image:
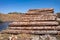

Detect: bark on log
[9, 21, 59, 26]
[1, 30, 57, 34]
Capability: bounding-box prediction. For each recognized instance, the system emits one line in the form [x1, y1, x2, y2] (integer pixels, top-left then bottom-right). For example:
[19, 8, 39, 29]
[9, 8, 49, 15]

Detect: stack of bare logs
[27, 8, 54, 14]
[1, 8, 60, 35]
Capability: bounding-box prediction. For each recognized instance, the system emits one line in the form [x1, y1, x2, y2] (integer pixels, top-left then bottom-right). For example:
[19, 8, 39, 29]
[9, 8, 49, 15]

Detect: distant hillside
[0, 14, 23, 22]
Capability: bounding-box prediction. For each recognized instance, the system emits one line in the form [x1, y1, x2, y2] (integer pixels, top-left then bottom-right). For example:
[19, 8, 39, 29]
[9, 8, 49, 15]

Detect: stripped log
[8, 26, 56, 30]
[9, 21, 59, 26]
[10, 14, 56, 22]
[56, 18, 60, 22]
[56, 26, 60, 30]
[28, 11, 53, 13]
[28, 8, 54, 11]
[57, 31, 60, 35]
[19, 15, 56, 21]
[1, 14, 56, 22]
[25, 13, 56, 15]
[27, 11, 54, 14]
[0, 30, 58, 34]
[28, 8, 54, 13]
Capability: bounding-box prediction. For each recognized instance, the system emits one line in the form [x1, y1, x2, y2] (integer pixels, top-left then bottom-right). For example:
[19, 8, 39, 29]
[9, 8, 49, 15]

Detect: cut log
[8, 26, 56, 30]
[57, 31, 60, 35]
[27, 11, 54, 14]
[56, 26, 60, 30]
[19, 15, 56, 21]
[9, 21, 59, 26]
[28, 8, 54, 13]
[1, 14, 56, 22]
[1, 30, 58, 34]
[28, 8, 54, 11]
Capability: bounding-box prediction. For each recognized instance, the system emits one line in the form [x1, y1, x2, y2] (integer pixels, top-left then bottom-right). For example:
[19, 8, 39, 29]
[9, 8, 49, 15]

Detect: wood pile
[0, 13, 56, 21]
[27, 8, 54, 14]
[1, 8, 60, 35]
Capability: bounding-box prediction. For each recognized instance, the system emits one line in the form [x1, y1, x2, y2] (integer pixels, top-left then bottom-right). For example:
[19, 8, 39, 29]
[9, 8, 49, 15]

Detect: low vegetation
[0, 19, 3, 23]
[0, 34, 60, 40]
[8, 12, 23, 14]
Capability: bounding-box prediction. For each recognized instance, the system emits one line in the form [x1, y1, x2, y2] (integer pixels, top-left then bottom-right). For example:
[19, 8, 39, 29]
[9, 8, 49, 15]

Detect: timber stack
[0, 8, 60, 35]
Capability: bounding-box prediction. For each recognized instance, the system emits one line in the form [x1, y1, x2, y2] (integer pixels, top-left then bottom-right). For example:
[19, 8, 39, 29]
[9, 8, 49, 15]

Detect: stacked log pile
[27, 8, 54, 14]
[1, 8, 60, 35]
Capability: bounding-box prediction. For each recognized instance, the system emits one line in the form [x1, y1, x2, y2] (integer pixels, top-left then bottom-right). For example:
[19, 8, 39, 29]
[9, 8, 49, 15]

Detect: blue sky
[0, 0, 60, 14]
